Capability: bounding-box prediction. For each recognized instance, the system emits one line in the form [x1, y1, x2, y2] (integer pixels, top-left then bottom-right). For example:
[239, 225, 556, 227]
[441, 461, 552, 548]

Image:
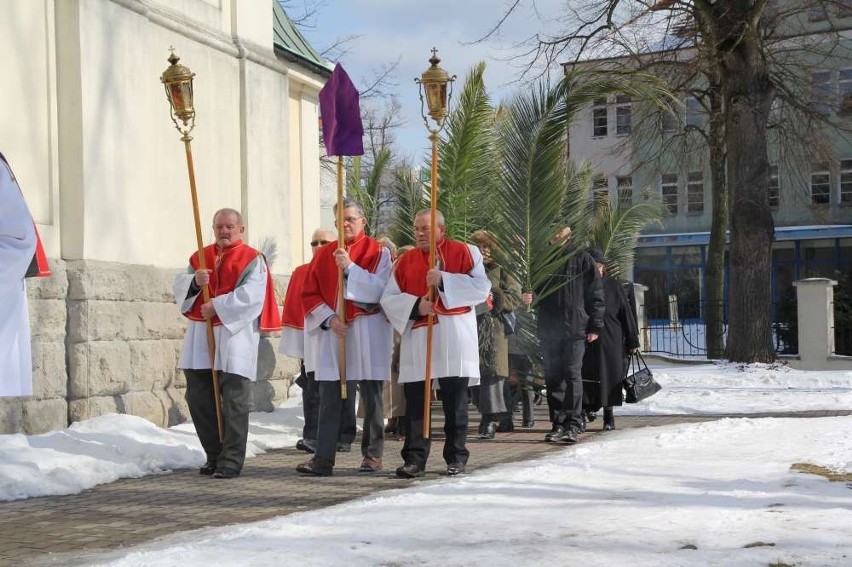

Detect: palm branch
[388, 168, 428, 247]
[491, 81, 573, 303]
[436, 61, 499, 240]
[346, 148, 392, 236]
[588, 192, 663, 279]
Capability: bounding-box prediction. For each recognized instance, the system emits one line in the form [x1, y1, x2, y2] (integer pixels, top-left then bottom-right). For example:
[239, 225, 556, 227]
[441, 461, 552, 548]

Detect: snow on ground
[1, 361, 851, 565]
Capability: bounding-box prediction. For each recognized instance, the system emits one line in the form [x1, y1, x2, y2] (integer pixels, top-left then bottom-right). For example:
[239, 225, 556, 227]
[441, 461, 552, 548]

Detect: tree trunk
[704, 84, 727, 359]
[722, 26, 776, 363]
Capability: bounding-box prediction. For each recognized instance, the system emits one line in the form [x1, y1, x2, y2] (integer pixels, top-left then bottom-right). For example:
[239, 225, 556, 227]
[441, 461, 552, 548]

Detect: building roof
[272, 1, 333, 77]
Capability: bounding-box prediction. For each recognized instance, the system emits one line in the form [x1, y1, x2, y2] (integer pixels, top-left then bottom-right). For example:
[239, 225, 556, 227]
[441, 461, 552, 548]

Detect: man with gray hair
[381, 209, 491, 478]
[174, 208, 281, 479]
[296, 198, 393, 476]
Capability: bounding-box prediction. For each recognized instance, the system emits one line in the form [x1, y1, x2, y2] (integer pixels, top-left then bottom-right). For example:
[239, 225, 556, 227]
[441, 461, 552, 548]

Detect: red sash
[281, 263, 310, 330]
[302, 233, 383, 323]
[1, 151, 51, 278]
[185, 241, 282, 332]
[394, 238, 473, 329]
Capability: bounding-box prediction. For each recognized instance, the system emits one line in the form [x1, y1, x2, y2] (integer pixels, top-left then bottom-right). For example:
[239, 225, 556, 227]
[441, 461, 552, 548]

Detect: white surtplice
[381, 244, 491, 385]
[0, 159, 36, 397]
[174, 257, 267, 381]
[305, 248, 393, 382]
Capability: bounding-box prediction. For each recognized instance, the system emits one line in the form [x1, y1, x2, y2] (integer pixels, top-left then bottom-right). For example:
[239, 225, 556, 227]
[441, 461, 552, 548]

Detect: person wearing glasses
[279, 228, 336, 454]
[381, 209, 491, 478]
[296, 198, 393, 476]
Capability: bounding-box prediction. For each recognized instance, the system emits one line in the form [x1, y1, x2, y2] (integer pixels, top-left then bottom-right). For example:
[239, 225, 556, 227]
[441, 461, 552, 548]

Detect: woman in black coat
[582, 248, 640, 430]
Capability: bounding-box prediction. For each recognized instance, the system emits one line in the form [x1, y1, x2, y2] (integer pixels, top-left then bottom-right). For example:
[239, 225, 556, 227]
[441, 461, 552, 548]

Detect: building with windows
[567, 1, 852, 344]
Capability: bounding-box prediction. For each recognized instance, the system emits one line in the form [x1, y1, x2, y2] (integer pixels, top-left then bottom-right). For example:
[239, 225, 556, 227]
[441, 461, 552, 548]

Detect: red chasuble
[394, 238, 474, 329]
[0, 151, 50, 278]
[184, 241, 282, 332]
[302, 233, 383, 323]
[281, 263, 310, 330]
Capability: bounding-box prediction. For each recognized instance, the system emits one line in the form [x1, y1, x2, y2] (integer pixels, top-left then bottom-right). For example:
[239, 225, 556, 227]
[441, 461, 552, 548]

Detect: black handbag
[623, 351, 661, 403]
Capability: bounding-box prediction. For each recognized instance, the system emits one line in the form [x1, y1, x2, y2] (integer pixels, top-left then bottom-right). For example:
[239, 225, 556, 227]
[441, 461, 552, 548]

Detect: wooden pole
[337, 156, 348, 400]
[423, 131, 439, 439]
[184, 137, 224, 442]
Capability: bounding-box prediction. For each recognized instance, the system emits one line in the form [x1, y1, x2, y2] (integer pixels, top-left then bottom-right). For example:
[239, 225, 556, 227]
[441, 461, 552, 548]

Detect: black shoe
[496, 420, 514, 432]
[544, 425, 565, 442]
[521, 419, 535, 428]
[586, 410, 597, 422]
[296, 438, 317, 453]
[296, 457, 333, 476]
[560, 427, 580, 444]
[212, 468, 240, 479]
[384, 417, 398, 435]
[445, 462, 465, 476]
[603, 409, 615, 431]
[477, 420, 487, 435]
[479, 422, 498, 440]
[395, 462, 425, 478]
[336, 442, 351, 453]
[199, 460, 216, 476]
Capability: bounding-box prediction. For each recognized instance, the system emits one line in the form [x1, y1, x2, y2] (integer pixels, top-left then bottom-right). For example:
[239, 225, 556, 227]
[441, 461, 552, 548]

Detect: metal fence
[640, 297, 798, 358]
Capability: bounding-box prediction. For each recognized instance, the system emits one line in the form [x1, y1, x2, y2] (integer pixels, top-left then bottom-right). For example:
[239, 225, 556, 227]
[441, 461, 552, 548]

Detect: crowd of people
[3, 155, 642, 480]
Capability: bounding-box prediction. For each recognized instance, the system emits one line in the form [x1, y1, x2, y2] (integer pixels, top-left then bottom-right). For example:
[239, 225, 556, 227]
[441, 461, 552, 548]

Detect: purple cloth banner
[318, 63, 364, 156]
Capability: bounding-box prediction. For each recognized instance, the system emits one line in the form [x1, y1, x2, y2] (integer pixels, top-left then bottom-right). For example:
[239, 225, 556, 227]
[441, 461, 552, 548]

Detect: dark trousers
[296, 366, 320, 442]
[541, 337, 586, 431]
[316, 380, 383, 464]
[402, 378, 469, 468]
[185, 369, 250, 473]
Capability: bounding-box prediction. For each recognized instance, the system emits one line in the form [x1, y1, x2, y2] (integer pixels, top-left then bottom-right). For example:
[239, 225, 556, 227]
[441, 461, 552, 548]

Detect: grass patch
[790, 463, 852, 482]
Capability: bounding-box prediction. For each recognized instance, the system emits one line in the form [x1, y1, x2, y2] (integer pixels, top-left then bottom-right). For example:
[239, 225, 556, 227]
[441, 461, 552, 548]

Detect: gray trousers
[184, 369, 250, 473]
[316, 380, 384, 464]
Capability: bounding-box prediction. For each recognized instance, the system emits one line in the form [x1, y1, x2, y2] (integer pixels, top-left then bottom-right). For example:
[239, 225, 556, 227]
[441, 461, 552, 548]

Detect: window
[617, 175, 632, 209]
[661, 99, 678, 133]
[592, 97, 608, 137]
[661, 173, 678, 214]
[809, 0, 828, 21]
[839, 69, 852, 113]
[592, 176, 608, 207]
[769, 165, 780, 209]
[615, 94, 632, 135]
[685, 97, 703, 128]
[810, 71, 833, 115]
[810, 164, 830, 205]
[841, 159, 852, 204]
[687, 171, 704, 213]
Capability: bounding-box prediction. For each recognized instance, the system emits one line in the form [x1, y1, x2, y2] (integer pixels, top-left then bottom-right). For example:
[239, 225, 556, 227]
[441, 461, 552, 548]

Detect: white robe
[277, 264, 320, 373]
[381, 244, 491, 384]
[174, 256, 267, 381]
[306, 248, 393, 382]
[0, 159, 36, 397]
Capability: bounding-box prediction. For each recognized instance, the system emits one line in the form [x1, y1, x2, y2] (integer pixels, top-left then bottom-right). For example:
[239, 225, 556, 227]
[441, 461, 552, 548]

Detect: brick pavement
[2, 407, 848, 566]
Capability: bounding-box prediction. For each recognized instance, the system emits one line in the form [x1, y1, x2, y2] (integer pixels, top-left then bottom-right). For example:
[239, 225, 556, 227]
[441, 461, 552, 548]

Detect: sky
[296, 0, 569, 163]
[2, 361, 851, 565]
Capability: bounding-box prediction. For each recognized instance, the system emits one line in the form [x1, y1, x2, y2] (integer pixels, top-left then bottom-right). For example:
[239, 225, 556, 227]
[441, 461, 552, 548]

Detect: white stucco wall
[4, 0, 326, 270]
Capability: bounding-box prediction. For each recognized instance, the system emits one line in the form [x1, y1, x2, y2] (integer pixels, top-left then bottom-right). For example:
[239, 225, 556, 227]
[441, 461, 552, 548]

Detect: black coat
[582, 277, 640, 408]
[536, 245, 605, 341]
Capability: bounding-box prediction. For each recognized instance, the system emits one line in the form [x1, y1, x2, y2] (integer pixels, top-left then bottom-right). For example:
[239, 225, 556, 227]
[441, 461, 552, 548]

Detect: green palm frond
[436, 62, 499, 240]
[589, 193, 663, 279]
[491, 81, 572, 301]
[388, 168, 428, 247]
[347, 149, 392, 235]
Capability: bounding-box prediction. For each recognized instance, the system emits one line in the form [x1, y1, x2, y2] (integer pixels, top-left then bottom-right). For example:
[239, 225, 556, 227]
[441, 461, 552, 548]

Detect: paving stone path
[2, 408, 848, 566]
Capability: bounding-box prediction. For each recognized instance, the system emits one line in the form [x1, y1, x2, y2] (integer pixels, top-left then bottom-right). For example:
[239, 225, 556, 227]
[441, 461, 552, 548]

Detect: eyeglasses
[342, 216, 363, 224]
[310, 239, 332, 247]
